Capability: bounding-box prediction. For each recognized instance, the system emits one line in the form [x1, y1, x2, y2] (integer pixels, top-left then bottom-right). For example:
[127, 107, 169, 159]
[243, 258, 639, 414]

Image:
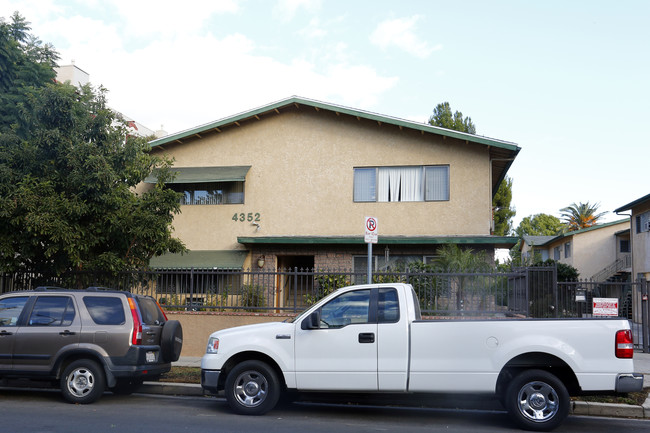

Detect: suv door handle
[358, 332, 375, 343]
[59, 330, 76, 336]
[0, 330, 13, 336]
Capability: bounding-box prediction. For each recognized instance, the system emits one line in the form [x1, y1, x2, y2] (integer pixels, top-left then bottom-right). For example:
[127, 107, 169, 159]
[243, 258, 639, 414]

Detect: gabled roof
[149, 96, 520, 194]
[614, 193, 650, 213]
[522, 219, 630, 248]
[522, 235, 556, 247]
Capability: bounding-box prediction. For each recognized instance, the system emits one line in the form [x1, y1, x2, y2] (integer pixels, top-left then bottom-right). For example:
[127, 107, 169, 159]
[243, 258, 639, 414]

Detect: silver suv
[0, 287, 183, 403]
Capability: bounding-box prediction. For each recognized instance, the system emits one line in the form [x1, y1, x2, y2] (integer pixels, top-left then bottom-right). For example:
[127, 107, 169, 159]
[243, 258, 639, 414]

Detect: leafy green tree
[0, 12, 58, 138]
[0, 14, 185, 274]
[559, 202, 606, 232]
[428, 102, 476, 134]
[515, 213, 564, 237]
[433, 244, 491, 311]
[429, 102, 515, 235]
[433, 244, 491, 273]
[492, 176, 515, 235]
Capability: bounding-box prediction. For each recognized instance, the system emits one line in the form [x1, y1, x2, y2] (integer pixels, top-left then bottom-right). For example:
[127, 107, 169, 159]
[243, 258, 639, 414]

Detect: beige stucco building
[615, 194, 650, 281]
[520, 219, 631, 280]
[140, 97, 519, 273]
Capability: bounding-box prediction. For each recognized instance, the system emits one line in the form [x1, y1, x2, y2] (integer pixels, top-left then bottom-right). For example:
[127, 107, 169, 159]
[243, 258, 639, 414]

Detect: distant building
[520, 219, 631, 280]
[615, 193, 650, 281]
[54, 63, 164, 138]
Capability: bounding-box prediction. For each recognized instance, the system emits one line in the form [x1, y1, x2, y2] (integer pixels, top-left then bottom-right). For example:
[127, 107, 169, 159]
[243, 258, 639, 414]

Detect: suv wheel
[61, 359, 106, 404]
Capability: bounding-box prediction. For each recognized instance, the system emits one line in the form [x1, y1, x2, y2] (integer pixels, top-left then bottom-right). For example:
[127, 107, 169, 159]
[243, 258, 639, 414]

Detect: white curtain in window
[378, 169, 390, 202]
[399, 167, 422, 201]
[378, 167, 422, 201]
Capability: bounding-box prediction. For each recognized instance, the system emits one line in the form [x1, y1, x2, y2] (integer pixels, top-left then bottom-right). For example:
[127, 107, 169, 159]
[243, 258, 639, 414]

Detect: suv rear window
[136, 297, 166, 325]
[83, 296, 126, 325]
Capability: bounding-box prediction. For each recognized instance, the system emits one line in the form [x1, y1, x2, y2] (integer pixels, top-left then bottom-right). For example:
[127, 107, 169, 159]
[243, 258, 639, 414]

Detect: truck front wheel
[505, 369, 569, 431]
[224, 360, 281, 415]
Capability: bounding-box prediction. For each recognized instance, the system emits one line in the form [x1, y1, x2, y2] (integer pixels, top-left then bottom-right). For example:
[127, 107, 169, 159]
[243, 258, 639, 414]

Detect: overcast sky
[2, 0, 648, 228]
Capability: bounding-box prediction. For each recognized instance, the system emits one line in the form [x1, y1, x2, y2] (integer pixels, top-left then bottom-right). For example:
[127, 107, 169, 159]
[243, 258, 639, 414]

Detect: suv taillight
[128, 298, 143, 345]
[615, 330, 634, 359]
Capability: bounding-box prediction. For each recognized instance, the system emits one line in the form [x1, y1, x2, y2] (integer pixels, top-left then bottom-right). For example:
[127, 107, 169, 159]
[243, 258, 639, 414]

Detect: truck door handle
[0, 330, 13, 336]
[59, 330, 76, 336]
[358, 333, 375, 343]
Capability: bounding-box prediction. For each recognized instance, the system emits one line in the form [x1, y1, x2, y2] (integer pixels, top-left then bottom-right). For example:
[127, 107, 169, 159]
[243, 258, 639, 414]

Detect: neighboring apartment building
[141, 96, 520, 276]
[520, 219, 631, 280]
[54, 63, 164, 138]
[615, 193, 650, 281]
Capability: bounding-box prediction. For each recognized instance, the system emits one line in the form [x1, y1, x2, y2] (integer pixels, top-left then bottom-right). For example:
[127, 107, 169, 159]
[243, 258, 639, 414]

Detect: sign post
[365, 217, 378, 283]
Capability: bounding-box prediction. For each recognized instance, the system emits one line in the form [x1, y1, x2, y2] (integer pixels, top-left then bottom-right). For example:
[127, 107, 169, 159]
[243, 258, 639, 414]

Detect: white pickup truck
[201, 283, 643, 431]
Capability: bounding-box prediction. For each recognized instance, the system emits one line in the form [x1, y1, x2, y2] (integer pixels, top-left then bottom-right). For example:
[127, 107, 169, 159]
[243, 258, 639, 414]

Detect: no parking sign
[364, 217, 378, 243]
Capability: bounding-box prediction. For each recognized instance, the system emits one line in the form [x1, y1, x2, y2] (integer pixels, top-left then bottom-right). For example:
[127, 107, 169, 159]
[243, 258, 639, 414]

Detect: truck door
[295, 288, 378, 390]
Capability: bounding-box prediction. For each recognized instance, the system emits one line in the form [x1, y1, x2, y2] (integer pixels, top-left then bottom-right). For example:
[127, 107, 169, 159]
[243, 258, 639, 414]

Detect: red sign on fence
[593, 298, 618, 317]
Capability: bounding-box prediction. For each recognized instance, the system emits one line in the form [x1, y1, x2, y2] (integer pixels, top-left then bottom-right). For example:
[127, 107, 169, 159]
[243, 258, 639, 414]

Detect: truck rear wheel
[505, 369, 569, 431]
[224, 360, 280, 415]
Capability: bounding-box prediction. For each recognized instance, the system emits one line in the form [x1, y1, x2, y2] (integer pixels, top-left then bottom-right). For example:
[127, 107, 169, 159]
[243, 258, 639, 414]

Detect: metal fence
[1, 266, 648, 351]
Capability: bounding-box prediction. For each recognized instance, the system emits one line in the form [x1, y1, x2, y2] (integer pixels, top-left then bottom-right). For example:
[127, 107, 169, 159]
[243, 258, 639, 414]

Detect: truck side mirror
[301, 310, 320, 330]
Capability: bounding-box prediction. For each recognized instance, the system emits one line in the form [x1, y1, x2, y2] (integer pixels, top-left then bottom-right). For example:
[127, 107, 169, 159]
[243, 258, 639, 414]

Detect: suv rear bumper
[107, 346, 172, 379]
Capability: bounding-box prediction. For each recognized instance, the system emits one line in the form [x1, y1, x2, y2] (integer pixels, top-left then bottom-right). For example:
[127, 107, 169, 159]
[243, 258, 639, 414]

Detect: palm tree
[559, 202, 606, 232]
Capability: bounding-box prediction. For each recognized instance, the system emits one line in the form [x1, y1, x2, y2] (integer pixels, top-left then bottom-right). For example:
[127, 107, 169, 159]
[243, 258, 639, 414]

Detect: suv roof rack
[35, 286, 68, 291]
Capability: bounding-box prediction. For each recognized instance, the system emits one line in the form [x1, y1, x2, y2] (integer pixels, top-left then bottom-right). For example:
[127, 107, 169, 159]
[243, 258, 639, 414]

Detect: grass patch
[572, 388, 649, 406]
[160, 366, 201, 384]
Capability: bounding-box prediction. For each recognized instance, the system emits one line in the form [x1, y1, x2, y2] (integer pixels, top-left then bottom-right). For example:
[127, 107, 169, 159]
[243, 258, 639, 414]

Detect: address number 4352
[233, 213, 261, 222]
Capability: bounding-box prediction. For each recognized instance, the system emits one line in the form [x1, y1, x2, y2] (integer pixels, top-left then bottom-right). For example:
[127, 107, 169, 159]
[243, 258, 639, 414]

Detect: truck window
[319, 289, 370, 328]
[378, 288, 399, 323]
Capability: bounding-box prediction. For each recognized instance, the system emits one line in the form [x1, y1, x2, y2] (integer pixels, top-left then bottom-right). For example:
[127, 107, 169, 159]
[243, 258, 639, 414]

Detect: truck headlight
[206, 337, 219, 354]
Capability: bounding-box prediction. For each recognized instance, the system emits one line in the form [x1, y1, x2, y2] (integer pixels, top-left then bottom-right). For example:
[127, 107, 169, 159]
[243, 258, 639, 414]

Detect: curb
[140, 382, 204, 397]
[143, 382, 650, 419]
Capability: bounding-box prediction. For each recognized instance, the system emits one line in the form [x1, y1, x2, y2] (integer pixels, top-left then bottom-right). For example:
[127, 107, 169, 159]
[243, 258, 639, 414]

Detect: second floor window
[169, 182, 244, 205]
[353, 165, 449, 202]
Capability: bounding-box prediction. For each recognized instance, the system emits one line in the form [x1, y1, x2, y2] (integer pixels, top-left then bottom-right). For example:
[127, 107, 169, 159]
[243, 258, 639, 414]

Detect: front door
[294, 288, 378, 390]
[13, 295, 81, 373]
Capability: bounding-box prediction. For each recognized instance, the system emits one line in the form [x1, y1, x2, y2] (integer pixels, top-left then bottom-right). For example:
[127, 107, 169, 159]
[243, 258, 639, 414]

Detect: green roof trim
[144, 166, 251, 184]
[149, 250, 248, 269]
[238, 235, 518, 248]
[614, 193, 650, 213]
[149, 96, 521, 154]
